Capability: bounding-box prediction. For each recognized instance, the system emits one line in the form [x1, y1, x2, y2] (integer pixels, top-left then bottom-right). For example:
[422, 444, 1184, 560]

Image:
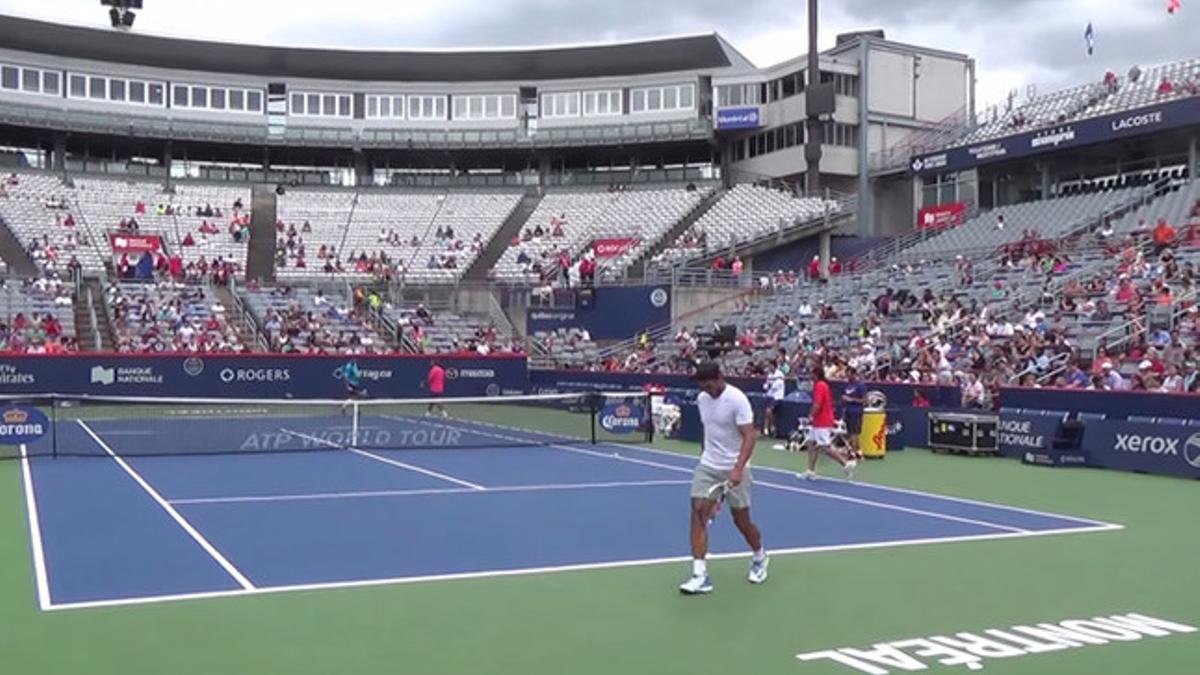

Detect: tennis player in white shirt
[680, 362, 768, 595]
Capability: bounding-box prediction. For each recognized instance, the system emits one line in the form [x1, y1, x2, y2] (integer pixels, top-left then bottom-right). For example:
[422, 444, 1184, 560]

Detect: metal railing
[85, 285, 101, 351]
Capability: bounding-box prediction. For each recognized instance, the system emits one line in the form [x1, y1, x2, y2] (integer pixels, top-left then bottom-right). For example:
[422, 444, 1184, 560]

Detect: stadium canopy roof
[0, 14, 756, 81]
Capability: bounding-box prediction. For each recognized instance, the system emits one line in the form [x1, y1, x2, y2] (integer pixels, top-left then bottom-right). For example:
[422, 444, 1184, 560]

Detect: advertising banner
[590, 238, 640, 258]
[0, 355, 528, 399]
[526, 285, 671, 340]
[999, 387, 1200, 422]
[716, 107, 762, 131]
[109, 233, 164, 254]
[916, 202, 967, 230]
[997, 409, 1062, 458]
[910, 95, 1200, 175]
[1081, 420, 1200, 479]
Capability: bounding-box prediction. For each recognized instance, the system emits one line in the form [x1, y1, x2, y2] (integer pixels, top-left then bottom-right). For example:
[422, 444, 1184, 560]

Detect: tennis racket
[704, 480, 733, 524]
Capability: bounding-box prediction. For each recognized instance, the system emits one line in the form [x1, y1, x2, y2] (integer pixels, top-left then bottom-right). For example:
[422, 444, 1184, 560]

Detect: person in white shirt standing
[762, 361, 787, 437]
[680, 362, 767, 595]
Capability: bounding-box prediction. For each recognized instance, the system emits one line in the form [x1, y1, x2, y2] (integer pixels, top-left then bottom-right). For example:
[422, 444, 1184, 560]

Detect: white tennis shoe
[678, 574, 713, 595]
[844, 460, 858, 481]
[748, 556, 769, 584]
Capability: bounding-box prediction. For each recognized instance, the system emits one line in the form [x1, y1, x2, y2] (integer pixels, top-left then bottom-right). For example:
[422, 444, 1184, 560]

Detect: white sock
[692, 558, 707, 577]
[753, 548, 766, 563]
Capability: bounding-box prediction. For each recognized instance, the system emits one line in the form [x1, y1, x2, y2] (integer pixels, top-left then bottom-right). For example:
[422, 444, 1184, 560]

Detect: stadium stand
[274, 189, 521, 283]
[960, 58, 1200, 146]
[652, 184, 840, 267]
[240, 284, 393, 354]
[0, 172, 103, 275]
[104, 281, 246, 353]
[0, 275, 77, 352]
[491, 184, 712, 283]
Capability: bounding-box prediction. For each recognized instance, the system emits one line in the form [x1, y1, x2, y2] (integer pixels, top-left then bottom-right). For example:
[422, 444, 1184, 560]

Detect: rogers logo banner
[591, 238, 640, 258]
[109, 233, 164, 254]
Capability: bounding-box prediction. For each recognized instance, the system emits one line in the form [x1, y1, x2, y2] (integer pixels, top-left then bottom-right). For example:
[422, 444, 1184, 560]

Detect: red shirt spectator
[135, 201, 146, 214]
[829, 257, 843, 275]
[1157, 77, 1175, 96]
[182, 233, 196, 246]
[1152, 219, 1177, 247]
[427, 362, 446, 395]
[808, 256, 821, 279]
[63, 214, 75, 227]
[168, 254, 183, 279]
[712, 256, 726, 271]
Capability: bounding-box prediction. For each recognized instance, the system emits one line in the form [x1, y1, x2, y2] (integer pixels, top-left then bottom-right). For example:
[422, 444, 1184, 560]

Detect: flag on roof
[1084, 22, 1095, 55]
[1168, 0, 1181, 14]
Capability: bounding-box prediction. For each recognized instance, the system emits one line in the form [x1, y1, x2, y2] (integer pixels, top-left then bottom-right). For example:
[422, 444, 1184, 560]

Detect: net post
[644, 394, 654, 444]
[589, 393, 598, 445]
[351, 400, 360, 447]
[51, 396, 58, 459]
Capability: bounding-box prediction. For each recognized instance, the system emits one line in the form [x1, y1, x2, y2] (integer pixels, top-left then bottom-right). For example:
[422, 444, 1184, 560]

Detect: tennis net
[1, 391, 654, 459]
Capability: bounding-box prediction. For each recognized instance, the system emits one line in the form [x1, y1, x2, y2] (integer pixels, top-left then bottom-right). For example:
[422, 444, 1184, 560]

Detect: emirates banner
[591, 238, 640, 258]
[109, 233, 164, 254]
[916, 202, 967, 230]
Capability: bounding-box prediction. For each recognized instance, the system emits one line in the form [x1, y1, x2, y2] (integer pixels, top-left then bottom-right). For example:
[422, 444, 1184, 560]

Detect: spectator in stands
[994, 214, 1006, 231]
[1157, 76, 1175, 96]
[415, 303, 433, 325]
[1103, 70, 1119, 94]
[712, 255, 726, 271]
[808, 255, 821, 280]
[730, 256, 744, 278]
[829, 257, 842, 275]
[1152, 218, 1177, 253]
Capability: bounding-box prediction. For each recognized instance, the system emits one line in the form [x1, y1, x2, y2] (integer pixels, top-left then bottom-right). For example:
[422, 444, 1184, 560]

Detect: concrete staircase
[246, 185, 278, 283]
[78, 279, 115, 351]
[213, 284, 263, 348]
[463, 190, 543, 280]
[0, 212, 39, 277]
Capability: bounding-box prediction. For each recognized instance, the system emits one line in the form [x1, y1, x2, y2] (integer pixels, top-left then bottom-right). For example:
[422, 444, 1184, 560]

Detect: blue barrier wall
[0, 355, 528, 399]
[526, 285, 671, 340]
[999, 387, 1200, 421]
[1082, 420, 1200, 479]
[530, 370, 960, 408]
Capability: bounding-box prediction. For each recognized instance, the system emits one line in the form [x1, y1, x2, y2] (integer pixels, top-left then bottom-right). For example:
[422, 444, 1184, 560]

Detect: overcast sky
[2, 0, 1195, 109]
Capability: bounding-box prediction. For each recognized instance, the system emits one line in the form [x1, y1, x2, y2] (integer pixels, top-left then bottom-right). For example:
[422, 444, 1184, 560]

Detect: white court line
[170, 479, 692, 506]
[437, 414, 1124, 531]
[41, 522, 1120, 613]
[278, 427, 485, 491]
[19, 444, 52, 611]
[76, 420, 256, 591]
[400, 416, 1031, 534]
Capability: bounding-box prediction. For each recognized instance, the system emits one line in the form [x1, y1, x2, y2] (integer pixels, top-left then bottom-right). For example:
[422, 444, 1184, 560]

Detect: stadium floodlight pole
[804, 0, 830, 280]
[804, 0, 821, 197]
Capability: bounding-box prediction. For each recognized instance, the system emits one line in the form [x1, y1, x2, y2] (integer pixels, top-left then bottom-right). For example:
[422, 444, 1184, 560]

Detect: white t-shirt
[763, 369, 786, 400]
[697, 384, 754, 471]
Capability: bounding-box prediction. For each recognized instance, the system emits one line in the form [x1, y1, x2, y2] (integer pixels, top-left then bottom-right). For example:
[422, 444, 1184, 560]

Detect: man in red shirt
[801, 365, 857, 481]
[426, 359, 447, 417]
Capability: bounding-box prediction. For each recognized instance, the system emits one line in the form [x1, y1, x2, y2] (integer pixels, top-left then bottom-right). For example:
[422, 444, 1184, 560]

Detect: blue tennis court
[19, 409, 1121, 612]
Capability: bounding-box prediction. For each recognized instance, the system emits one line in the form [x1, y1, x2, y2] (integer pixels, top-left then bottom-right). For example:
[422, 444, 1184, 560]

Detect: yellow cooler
[859, 408, 887, 458]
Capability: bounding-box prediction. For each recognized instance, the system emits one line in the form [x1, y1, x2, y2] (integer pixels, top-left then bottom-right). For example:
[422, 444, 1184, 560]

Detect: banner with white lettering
[911, 95, 1200, 175]
[997, 410, 1061, 458]
[1082, 420, 1200, 479]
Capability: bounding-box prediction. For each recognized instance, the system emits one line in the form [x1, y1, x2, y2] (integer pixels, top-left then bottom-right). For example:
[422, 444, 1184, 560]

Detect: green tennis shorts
[690, 464, 753, 509]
